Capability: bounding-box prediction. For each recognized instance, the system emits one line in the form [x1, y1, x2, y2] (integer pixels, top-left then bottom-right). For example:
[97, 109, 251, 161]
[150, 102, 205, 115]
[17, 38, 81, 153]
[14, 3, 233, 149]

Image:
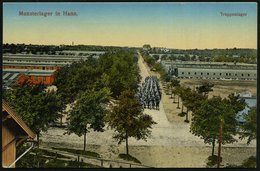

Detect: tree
[99, 50, 140, 98]
[239, 107, 257, 144]
[54, 50, 140, 101]
[174, 86, 182, 109]
[190, 95, 246, 167]
[54, 57, 101, 104]
[143, 44, 151, 49]
[178, 86, 191, 115]
[196, 81, 214, 97]
[3, 83, 63, 148]
[106, 90, 156, 155]
[182, 88, 206, 122]
[153, 54, 160, 61]
[66, 87, 111, 151]
[170, 79, 180, 103]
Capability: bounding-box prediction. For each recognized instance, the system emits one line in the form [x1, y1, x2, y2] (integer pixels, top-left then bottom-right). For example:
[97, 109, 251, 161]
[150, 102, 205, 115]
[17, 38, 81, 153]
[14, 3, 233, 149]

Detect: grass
[118, 153, 141, 164]
[17, 152, 102, 168]
[44, 158, 103, 168]
[51, 147, 100, 158]
[34, 149, 71, 159]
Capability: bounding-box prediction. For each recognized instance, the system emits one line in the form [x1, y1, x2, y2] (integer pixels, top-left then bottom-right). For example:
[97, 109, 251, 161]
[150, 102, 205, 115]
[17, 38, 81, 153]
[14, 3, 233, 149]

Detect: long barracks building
[2, 52, 104, 88]
[161, 61, 257, 80]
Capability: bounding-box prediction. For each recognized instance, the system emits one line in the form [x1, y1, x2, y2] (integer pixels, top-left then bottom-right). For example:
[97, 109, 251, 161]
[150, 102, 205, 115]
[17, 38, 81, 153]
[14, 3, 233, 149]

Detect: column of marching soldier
[136, 76, 161, 110]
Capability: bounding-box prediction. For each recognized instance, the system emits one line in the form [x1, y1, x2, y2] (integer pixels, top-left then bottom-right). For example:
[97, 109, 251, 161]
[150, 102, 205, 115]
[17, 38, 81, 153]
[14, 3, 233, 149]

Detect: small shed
[2, 100, 36, 168]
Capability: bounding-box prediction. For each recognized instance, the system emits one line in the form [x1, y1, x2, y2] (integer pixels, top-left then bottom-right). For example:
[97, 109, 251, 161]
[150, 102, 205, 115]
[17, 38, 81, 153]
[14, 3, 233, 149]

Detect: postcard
[2, 1, 257, 168]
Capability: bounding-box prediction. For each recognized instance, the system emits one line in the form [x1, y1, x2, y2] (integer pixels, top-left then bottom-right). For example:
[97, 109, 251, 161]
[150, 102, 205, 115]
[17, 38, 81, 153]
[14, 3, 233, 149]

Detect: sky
[3, 2, 257, 49]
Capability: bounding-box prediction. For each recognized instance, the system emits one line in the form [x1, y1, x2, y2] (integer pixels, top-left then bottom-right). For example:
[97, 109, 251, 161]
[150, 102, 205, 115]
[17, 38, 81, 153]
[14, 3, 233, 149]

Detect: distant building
[3, 69, 58, 87]
[2, 100, 36, 168]
[2, 53, 103, 88]
[162, 61, 257, 80]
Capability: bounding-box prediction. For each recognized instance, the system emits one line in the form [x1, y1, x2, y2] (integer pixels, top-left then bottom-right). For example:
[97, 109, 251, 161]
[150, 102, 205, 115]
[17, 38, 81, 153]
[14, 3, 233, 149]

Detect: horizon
[3, 2, 257, 49]
[2, 42, 257, 51]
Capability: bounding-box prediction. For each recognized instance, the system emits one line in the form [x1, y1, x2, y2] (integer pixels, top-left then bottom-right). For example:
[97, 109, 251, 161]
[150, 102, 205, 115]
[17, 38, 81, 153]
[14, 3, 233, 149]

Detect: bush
[207, 155, 222, 167]
[118, 153, 141, 164]
[241, 156, 256, 168]
[184, 119, 190, 123]
[178, 112, 186, 117]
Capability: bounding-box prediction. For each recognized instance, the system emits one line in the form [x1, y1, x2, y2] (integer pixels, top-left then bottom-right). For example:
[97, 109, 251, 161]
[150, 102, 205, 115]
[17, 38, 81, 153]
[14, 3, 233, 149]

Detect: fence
[40, 147, 153, 168]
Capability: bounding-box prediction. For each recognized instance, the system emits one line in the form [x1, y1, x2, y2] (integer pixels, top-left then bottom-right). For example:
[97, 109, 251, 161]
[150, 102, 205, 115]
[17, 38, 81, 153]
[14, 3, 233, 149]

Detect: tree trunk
[177, 96, 180, 109]
[83, 129, 87, 151]
[217, 121, 223, 168]
[212, 136, 216, 157]
[60, 114, 63, 126]
[186, 109, 189, 121]
[181, 103, 184, 113]
[37, 132, 40, 149]
[126, 133, 129, 155]
[170, 89, 173, 99]
[36, 132, 40, 168]
[173, 94, 176, 103]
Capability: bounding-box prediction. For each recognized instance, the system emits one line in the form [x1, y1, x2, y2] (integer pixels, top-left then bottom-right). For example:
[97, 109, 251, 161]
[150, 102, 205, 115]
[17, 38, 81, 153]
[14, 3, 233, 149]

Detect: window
[207, 73, 209, 75]
[188, 72, 190, 75]
[182, 72, 184, 74]
[194, 72, 197, 75]
[201, 72, 203, 75]
[226, 73, 228, 76]
[241, 74, 244, 76]
[229, 73, 231, 76]
[213, 73, 215, 75]
[220, 73, 222, 76]
[248, 74, 250, 76]
[35, 76, 38, 81]
[235, 74, 237, 76]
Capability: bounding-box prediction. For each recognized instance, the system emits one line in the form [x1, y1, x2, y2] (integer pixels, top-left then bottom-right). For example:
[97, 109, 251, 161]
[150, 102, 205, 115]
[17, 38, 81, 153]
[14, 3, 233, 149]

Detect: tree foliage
[99, 51, 140, 97]
[66, 88, 111, 151]
[106, 90, 156, 154]
[239, 107, 257, 144]
[190, 94, 246, 163]
[3, 83, 63, 136]
[54, 50, 140, 103]
[196, 81, 214, 96]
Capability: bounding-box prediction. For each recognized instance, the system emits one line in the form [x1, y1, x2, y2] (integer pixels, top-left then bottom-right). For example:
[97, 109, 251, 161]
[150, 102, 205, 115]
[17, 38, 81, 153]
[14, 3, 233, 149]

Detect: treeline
[2, 43, 137, 54]
[147, 47, 257, 58]
[158, 54, 256, 64]
[140, 52, 170, 82]
[143, 46, 257, 64]
[3, 44, 61, 55]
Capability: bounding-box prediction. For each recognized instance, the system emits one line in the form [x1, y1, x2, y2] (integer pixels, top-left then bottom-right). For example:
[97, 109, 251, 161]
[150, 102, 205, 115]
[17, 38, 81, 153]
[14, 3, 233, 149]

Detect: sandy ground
[41, 53, 256, 168]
